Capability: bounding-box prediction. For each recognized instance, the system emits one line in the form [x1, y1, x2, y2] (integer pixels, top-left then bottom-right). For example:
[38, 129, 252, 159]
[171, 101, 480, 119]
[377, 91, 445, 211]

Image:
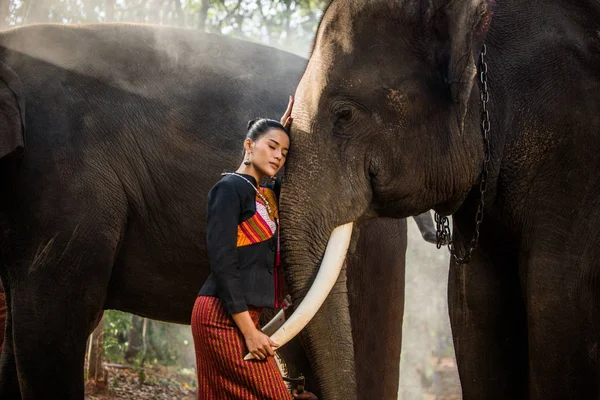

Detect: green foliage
[143, 319, 193, 366]
[102, 310, 195, 368]
[103, 310, 134, 363]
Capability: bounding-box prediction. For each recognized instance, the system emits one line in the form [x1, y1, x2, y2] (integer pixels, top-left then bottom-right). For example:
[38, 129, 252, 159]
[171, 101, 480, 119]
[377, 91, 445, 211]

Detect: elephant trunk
[277, 72, 369, 398]
[280, 218, 357, 399]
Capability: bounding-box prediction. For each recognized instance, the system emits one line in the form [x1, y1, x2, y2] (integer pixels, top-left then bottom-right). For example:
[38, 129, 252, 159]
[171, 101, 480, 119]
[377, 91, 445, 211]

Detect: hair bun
[247, 118, 260, 131]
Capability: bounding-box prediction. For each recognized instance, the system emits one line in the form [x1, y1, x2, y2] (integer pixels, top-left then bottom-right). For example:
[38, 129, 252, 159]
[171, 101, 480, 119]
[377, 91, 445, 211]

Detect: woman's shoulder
[210, 173, 255, 197]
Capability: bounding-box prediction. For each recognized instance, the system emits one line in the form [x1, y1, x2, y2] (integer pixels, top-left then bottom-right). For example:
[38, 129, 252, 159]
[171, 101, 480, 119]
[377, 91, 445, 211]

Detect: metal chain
[435, 44, 491, 265]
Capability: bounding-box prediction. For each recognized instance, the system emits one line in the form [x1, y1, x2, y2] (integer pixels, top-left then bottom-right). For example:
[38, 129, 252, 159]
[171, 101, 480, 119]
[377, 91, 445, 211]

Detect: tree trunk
[105, 0, 115, 22]
[197, 0, 209, 31]
[280, 2, 293, 49]
[147, 0, 162, 24]
[25, 0, 51, 23]
[87, 317, 105, 383]
[141, 317, 149, 362]
[0, 0, 10, 28]
[124, 315, 143, 362]
[172, 0, 183, 26]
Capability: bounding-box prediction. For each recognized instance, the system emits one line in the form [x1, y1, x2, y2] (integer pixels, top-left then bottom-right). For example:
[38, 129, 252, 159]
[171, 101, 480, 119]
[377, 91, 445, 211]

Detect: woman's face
[246, 128, 290, 178]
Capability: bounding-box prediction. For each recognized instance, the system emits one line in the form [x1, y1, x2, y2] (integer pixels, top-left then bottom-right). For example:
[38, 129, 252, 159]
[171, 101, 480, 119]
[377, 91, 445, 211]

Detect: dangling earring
[244, 155, 251, 166]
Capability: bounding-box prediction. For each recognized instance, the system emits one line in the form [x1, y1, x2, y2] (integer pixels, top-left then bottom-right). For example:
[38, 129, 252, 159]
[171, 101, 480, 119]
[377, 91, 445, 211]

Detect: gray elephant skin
[0, 23, 440, 399]
[281, 0, 600, 399]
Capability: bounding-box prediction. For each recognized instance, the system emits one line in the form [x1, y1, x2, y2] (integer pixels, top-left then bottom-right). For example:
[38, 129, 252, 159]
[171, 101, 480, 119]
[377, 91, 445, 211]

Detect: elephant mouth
[244, 222, 354, 360]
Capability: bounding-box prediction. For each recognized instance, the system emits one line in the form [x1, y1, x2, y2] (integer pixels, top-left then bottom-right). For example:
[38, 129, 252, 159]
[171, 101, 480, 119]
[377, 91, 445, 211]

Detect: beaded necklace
[221, 172, 275, 217]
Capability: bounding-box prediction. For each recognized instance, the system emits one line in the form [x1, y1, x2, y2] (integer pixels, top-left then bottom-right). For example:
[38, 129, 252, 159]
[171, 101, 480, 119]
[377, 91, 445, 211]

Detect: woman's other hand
[280, 95, 294, 130]
[292, 389, 318, 399]
[244, 328, 279, 360]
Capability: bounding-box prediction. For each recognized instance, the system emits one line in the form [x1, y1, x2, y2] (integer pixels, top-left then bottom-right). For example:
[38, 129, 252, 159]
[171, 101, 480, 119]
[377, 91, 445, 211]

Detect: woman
[192, 97, 317, 400]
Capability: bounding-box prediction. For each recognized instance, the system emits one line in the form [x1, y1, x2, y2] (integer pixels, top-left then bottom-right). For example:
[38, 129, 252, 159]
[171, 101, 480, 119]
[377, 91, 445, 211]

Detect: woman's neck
[236, 164, 263, 185]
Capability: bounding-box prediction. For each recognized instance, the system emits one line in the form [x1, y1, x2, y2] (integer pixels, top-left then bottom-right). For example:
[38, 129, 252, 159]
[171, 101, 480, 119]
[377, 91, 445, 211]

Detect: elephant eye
[336, 107, 353, 121]
[331, 100, 364, 137]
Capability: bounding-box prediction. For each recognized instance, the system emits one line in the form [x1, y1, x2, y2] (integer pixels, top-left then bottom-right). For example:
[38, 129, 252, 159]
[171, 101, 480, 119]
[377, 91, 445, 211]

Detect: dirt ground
[85, 364, 196, 400]
[84, 358, 461, 400]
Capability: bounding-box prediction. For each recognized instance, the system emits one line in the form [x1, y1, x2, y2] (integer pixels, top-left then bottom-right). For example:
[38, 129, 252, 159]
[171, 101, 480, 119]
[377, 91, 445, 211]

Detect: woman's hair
[246, 118, 289, 141]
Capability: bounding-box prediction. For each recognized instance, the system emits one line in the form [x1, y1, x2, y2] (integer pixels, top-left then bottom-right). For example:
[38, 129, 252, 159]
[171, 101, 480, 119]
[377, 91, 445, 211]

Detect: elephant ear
[435, 0, 493, 134]
[0, 61, 25, 160]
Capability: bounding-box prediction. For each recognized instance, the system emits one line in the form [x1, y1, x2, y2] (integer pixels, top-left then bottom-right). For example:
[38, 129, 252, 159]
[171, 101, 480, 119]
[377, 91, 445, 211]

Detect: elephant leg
[526, 256, 599, 398]
[348, 218, 406, 400]
[448, 250, 528, 399]
[259, 310, 316, 392]
[0, 288, 21, 400]
[274, 337, 315, 393]
[11, 240, 115, 399]
[9, 202, 124, 399]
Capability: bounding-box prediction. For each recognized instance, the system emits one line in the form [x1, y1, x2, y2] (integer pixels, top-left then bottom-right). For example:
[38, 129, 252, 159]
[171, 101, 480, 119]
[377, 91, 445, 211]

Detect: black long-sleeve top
[198, 173, 284, 314]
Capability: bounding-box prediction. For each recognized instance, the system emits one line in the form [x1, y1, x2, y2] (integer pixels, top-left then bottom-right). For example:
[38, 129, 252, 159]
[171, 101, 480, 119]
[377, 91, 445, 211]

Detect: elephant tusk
[245, 222, 353, 360]
[261, 309, 286, 336]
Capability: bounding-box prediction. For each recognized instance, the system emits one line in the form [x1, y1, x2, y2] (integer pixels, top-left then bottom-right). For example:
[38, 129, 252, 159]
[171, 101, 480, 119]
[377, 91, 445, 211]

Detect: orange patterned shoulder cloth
[237, 187, 279, 247]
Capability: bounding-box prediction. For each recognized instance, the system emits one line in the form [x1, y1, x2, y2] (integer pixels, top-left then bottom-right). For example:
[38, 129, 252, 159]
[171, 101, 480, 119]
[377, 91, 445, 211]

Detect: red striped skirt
[191, 296, 290, 400]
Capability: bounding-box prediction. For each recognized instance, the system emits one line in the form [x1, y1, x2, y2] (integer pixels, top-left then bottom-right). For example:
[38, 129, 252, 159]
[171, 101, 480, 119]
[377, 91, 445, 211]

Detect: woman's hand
[243, 328, 279, 361]
[232, 310, 278, 360]
[280, 95, 294, 130]
[292, 389, 318, 399]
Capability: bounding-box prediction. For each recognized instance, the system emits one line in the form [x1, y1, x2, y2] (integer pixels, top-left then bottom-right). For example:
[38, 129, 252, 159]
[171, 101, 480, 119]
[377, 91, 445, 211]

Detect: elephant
[277, 0, 600, 399]
[0, 23, 439, 399]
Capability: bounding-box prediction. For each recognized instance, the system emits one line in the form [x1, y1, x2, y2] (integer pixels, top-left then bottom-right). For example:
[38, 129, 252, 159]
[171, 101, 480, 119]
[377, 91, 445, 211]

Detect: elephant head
[274, 0, 494, 398]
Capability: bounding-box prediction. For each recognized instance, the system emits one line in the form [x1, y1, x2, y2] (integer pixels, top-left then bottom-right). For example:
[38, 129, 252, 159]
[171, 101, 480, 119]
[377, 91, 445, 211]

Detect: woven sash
[237, 188, 278, 247]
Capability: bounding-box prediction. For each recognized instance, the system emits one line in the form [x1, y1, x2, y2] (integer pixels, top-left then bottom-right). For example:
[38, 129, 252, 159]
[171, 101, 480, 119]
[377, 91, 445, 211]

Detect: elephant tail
[0, 60, 25, 251]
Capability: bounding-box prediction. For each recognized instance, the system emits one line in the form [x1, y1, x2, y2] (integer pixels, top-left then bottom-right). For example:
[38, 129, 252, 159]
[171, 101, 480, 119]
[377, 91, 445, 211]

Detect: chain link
[435, 44, 491, 265]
